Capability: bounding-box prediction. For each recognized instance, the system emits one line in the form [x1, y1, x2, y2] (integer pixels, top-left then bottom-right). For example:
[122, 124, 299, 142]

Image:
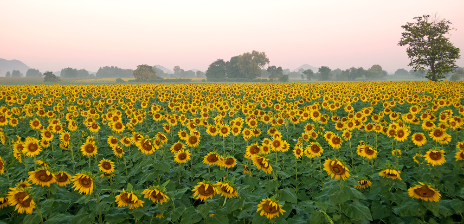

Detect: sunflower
[0, 156, 4, 175]
[379, 168, 402, 180]
[186, 134, 200, 148]
[115, 189, 144, 209]
[55, 171, 71, 187]
[35, 159, 49, 167]
[206, 125, 219, 136]
[143, 187, 169, 204]
[15, 179, 32, 189]
[257, 198, 286, 219]
[59, 131, 71, 144]
[215, 181, 239, 198]
[107, 136, 119, 147]
[170, 141, 185, 153]
[98, 158, 115, 174]
[411, 133, 427, 147]
[363, 146, 377, 160]
[81, 141, 98, 156]
[354, 179, 372, 189]
[293, 145, 304, 159]
[218, 125, 230, 138]
[252, 155, 273, 174]
[391, 149, 402, 156]
[342, 130, 352, 141]
[28, 168, 55, 187]
[120, 137, 132, 147]
[139, 138, 155, 155]
[394, 127, 409, 142]
[245, 143, 261, 159]
[22, 137, 41, 157]
[192, 181, 218, 202]
[242, 128, 253, 141]
[455, 150, 464, 161]
[424, 149, 446, 166]
[270, 138, 283, 152]
[408, 182, 441, 202]
[329, 135, 342, 149]
[71, 173, 94, 195]
[203, 152, 221, 166]
[323, 159, 350, 180]
[222, 156, 237, 169]
[304, 142, 323, 158]
[429, 128, 446, 142]
[174, 150, 191, 163]
[7, 188, 36, 214]
[112, 121, 125, 133]
[0, 196, 8, 209]
[242, 164, 250, 174]
[29, 118, 42, 130]
[112, 145, 124, 157]
[178, 130, 189, 141]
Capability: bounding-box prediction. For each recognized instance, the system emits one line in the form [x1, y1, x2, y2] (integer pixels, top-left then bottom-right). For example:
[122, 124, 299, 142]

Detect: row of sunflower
[0, 81, 463, 223]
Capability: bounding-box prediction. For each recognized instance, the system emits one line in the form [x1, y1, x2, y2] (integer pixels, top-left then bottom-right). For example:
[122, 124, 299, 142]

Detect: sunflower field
[0, 81, 463, 224]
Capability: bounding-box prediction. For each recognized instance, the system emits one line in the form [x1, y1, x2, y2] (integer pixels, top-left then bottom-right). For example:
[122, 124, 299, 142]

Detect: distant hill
[154, 65, 174, 74]
[0, 58, 30, 76]
[294, 64, 318, 73]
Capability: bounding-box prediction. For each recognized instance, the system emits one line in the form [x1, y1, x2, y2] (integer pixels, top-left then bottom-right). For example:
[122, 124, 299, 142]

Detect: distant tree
[60, 68, 78, 78]
[409, 69, 426, 78]
[267, 65, 283, 81]
[43, 72, 60, 82]
[450, 68, 464, 81]
[153, 67, 167, 78]
[331, 68, 342, 79]
[394, 68, 409, 76]
[77, 69, 89, 78]
[367, 65, 384, 80]
[26, 68, 42, 77]
[298, 68, 305, 74]
[133, 64, 156, 82]
[278, 74, 289, 82]
[184, 70, 196, 78]
[237, 50, 270, 79]
[205, 59, 227, 80]
[196, 71, 205, 78]
[12, 70, 22, 77]
[318, 66, 331, 81]
[226, 56, 245, 78]
[302, 69, 314, 80]
[398, 15, 461, 81]
[5, 71, 11, 77]
[172, 66, 186, 78]
[96, 66, 133, 78]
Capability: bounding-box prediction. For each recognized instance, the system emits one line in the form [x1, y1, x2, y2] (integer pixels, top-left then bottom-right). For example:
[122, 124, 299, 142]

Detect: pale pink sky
[1, 0, 463, 73]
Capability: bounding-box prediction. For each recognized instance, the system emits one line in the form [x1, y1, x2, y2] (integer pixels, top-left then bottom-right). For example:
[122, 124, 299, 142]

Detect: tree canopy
[26, 68, 42, 77]
[205, 59, 227, 80]
[96, 66, 133, 78]
[43, 72, 60, 82]
[318, 66, 331, 81]
[133, 65, 156, 81]
[266, 65, 283, 80]
[237, 50, 270, 79]
[398, 14, 461, 81]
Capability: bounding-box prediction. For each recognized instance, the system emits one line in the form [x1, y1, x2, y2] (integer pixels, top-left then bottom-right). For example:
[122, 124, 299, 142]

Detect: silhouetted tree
[205, 59, 227, 80]
[133, 65, 156, 81]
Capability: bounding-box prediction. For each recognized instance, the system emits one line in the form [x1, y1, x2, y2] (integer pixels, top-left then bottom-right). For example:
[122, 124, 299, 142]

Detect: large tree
[237, 50, 270, 79]
[226, 56, 245, 78]
[60, 68, 78, 78]
[317, 66, 331, 81]
[266, 65, 283, 81]
[398, 15, 461, 81]
[302, 69, 314, 80]
[205, 59, 227, 80]
[133, 65, 156, 81]
[26, 68, 42, 77]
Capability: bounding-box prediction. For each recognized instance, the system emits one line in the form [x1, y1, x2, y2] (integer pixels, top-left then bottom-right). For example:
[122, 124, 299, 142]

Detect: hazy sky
[1, 0, 463, 73]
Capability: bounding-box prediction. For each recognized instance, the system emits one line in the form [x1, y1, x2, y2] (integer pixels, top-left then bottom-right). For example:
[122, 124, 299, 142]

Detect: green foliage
[267, 65, 283, 80]
[132, 64, 156, 82]
[25, 69, 42, 78]
[12, 70, 22, 77]
[205, 59, 227, 80]
[5, 71, 11, 77]
[115, 78, 126, 83]
[226, 56, 245, 78]
[302, 69, 314, 80]
[237, 50, 270, 79]
[60, 67, 78, 78]
[96, 66, 133, 78]
[278, 74, 289, 82]
[43, 71, 61, 82]
[398, 14, 461, 81]
[317, 66, 331, 81]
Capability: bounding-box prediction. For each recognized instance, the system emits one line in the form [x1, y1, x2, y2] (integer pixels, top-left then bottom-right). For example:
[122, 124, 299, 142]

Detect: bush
[43, 72, 61, 82]
[278, 75, 289, 82]
[115, 78, 126, 83]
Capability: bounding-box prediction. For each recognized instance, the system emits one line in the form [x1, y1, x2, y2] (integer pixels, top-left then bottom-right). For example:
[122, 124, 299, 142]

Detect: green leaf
[342, 201, 373, 221]
[126, 183, 133, 192]
[206, 210, 229, 224]
[449, 199, 464, 214]
[371, 200, 389, 220]
[197, 203, 213, 219]
[180, 206, 203, 224]
[393, 200, 426, 217]
[310, 211, 323, 224]
[23, 215, 42, 224]
[226, 198, 245, 214]
[279, 188, 298, 203]
[251, 213, 268, 224]
[422, 201, 439, 217]
[170, 205, 186, 222]
[44, 214, 68, 224]
[286, 215, 307, 224]
[104, 213, 131, 224]
[153, 160, 171, 172]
